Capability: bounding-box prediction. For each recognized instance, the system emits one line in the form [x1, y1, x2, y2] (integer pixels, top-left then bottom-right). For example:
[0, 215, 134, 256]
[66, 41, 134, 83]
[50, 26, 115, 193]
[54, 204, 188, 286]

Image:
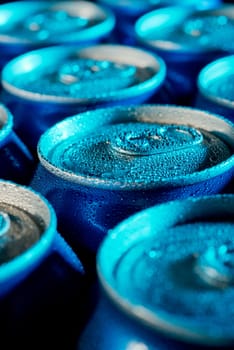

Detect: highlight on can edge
[196, 54, 234, 121]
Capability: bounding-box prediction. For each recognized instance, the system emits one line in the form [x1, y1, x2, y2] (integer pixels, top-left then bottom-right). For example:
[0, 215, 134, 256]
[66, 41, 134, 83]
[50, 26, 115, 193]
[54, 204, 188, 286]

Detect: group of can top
[0, 0, 234, 349]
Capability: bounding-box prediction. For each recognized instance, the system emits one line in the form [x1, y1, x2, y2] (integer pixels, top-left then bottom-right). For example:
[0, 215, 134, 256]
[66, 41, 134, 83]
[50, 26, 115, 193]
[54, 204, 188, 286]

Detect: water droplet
[148, 248, 162, 259]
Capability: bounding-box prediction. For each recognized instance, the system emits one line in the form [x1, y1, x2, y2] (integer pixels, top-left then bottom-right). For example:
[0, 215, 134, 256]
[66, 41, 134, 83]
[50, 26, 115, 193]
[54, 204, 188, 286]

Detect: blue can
[0, 0, 115, 71]
[0, 180, 88, 348]
[30, 104, 234, 271]
[135, 4, 234, 105]
[78, 193, 234, 349]
[0, 103, 35, 185]
[196, 55, 234, 122]
[1, 43, 166, 154]
[97, 0, 221, 45]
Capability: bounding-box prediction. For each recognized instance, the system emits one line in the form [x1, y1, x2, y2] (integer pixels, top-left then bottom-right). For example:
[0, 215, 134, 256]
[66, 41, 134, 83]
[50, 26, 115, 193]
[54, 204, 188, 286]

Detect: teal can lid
[2, 44, 166, 104]
[38, 105, 234, 190]
[198, 54, 234, 110]
[0, 1, 115, 46]
[0, 181, 56, 295]
[98, 194, 234, 346]
[135, 5, 234, 56]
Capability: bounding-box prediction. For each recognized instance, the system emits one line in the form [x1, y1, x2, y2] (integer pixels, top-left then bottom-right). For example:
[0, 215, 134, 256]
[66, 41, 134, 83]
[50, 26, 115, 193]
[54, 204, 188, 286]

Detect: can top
[198, 54, 234, 110]
[98, 0, 220, 17]
[98, 194, 234, 346]
[0, 181, 56, 292]
[0, 1, 115, 46]
[2, 44, 166, 103]
[38, 104, 234, 190]
[135, 5, 234, 56]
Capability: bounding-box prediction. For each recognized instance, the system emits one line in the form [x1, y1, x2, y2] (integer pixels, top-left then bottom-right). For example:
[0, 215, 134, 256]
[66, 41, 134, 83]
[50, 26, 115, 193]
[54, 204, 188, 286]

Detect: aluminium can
[30, 104, 234, 271]
[1, 43, 166, 154]
[78, 193, 234, 349]
[0, 0, 115, 70]
[0, 180, 88, 348]
[0, 103, 35, 185]
[135, 4, 234, 105]
[195, 55, 234, 122]
[97, 0, 221, 45]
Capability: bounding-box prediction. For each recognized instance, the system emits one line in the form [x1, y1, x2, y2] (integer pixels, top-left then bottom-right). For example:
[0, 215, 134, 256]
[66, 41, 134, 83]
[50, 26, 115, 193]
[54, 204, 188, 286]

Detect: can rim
[198, 54, 234, 110]
[0, 1, 115, 45]
[97, 193, 234, 346]
[0, 180, 57, 295]
[2, 44, 166, 105]
[135, 4, 234, 55]
[1, 44, 166, 103]
[37, 104, 234, 190]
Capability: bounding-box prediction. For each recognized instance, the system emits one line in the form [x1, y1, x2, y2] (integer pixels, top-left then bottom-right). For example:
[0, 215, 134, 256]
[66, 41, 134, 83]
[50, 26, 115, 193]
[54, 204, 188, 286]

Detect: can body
[78, 194, 234, 349]
[195, 55, 234, 123]
[0, 180, 88, 348]
[0, 103, 35, 185]
[30, 105, 234, 271]
[1, 44, 166, 154]
[0, 1, 115, 71]
[135, 5, 234, 105]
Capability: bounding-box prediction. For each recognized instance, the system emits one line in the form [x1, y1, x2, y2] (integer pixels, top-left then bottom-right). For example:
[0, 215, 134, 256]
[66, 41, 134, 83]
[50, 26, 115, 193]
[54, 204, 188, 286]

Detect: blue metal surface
[79, 194, 234, 349]
[30, 104, 234, 271]
[0, 180, 88, 347]
[0, 103, 35, 184]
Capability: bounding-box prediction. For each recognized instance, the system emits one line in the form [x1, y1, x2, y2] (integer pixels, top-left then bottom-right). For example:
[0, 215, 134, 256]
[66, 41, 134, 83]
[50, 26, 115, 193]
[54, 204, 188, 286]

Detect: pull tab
[0, 212, 10, 237]
[58, 59, 136, 91]
[24, 10, 88, 40]
[109, 124, 203, 157]
[194, 243, 234, 289]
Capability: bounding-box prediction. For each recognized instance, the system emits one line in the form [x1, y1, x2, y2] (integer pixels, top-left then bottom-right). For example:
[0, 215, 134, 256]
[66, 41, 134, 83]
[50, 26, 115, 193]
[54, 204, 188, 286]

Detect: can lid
[0, 181, 53, 265]
[0, 203, 41, 264]
[2, 44, 166, 103]
[97, 194, 234, 346]
[39, 105, 234, 189]
[198, 55, 234, 109]
[135, 5, 234, 55]
[0, 181, 56, 295]
[0, 1, 115, 45]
